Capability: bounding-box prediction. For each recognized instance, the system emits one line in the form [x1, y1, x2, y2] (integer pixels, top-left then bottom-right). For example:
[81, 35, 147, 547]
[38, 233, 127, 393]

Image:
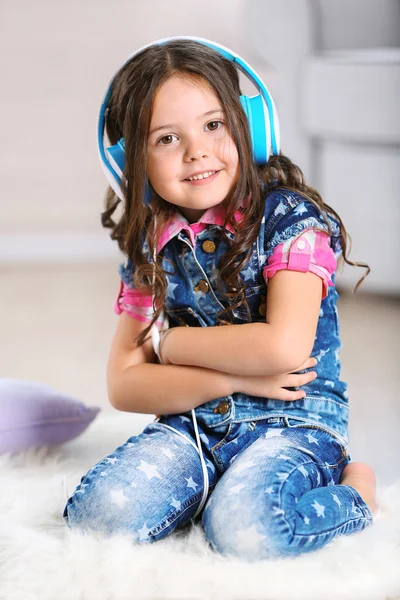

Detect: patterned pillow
[0, 379, 100, 454]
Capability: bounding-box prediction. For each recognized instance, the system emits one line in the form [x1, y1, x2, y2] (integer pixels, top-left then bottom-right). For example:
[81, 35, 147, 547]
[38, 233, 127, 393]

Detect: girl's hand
[230, 357, 318, 401]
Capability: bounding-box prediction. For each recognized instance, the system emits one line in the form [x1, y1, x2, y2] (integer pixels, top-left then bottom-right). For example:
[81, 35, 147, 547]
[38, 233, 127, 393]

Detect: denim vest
[119, 188, 349, 443]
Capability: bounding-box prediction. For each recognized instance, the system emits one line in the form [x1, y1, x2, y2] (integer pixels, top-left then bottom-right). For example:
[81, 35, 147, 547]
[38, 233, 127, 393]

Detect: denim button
[214, 401, 230, 415]
[197, 280, 209, 293]
[202, 240, 216, 253]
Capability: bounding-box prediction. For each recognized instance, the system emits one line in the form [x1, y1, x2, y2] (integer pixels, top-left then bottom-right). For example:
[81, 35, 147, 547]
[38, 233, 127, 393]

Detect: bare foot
[339, 462, 377, 514]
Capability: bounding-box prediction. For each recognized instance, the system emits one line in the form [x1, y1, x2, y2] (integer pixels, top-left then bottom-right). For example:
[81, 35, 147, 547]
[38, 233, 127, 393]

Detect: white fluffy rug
[1, 410, 399, 600]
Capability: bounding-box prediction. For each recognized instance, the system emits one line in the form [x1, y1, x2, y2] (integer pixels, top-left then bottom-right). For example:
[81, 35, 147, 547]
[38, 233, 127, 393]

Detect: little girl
[63, 37, 376, 561]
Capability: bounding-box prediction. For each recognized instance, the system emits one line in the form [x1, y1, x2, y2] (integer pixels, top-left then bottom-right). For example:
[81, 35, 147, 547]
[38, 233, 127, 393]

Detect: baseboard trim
[0, 234, 121, 264]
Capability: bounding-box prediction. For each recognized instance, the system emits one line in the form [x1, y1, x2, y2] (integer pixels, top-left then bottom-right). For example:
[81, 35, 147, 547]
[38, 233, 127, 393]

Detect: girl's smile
[184, 170, 220, 185]
[147, 75, 239, 222]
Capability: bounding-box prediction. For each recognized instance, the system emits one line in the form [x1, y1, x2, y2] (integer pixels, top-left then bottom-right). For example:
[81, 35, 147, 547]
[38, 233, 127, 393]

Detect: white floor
[1, 262, 399, 485]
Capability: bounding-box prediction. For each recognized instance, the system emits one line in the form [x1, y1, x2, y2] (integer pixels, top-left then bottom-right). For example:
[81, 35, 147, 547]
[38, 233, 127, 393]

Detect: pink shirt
[115, 206, 336, 322]
[263, 228, 336, 299]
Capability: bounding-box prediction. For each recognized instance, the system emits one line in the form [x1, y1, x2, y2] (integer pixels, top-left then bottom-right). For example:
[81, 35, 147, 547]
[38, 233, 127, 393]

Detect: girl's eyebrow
[149, 109, 224, 136]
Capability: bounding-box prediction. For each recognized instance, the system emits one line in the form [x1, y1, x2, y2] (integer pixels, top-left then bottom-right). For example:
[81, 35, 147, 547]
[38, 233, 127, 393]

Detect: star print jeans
[63, 414, 373, 561]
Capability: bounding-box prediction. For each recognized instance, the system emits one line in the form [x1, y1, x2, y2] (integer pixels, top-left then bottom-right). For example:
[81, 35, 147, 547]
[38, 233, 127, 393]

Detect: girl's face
[147, 75, 240, 222]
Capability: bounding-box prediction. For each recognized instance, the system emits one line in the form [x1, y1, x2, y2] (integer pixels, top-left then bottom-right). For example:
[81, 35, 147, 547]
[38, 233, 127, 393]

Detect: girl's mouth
[184, 170, 220, 185]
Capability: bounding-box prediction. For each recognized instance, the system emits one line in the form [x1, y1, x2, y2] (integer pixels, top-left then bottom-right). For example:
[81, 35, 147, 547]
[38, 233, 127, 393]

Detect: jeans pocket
[285, 418, 348, 469]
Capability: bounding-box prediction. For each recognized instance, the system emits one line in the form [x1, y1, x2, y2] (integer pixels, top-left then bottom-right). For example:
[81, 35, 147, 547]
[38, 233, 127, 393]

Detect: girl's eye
[158, 134, 178, 145]
[206, 120, 223, 132]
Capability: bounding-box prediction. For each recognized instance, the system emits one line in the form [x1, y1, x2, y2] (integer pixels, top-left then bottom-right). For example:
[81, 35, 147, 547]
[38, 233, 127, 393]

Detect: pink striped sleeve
[263, 229, 337, 299]
[114, 281, 160, 324]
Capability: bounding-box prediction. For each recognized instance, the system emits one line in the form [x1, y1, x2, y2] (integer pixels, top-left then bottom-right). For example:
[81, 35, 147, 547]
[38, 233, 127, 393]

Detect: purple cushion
[0, 379, 101, 454]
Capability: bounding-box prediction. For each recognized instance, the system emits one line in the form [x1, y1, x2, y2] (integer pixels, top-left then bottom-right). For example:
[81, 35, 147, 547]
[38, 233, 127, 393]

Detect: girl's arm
[107, 312, 317, 415]
[160, 270, 323, 377]
[107, 313, 232, 414]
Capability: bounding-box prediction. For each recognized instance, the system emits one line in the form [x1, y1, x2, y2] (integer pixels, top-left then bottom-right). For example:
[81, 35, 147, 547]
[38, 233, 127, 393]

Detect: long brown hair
[101, 39, 369, 345]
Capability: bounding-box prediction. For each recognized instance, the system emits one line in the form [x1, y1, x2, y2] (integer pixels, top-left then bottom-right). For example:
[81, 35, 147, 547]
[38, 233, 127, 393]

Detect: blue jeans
[63, 415, 372, 560]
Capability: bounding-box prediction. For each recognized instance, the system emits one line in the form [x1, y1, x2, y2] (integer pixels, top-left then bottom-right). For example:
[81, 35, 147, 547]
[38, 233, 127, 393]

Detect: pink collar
[157, 200, 248, 253]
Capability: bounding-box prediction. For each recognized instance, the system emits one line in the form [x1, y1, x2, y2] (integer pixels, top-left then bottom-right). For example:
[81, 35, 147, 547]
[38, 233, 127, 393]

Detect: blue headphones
[97, 36, 280, 203]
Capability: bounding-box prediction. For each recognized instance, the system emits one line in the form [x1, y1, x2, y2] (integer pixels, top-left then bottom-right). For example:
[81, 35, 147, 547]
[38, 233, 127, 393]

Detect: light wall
[0, 0, 244, 244]
[1, 0, 399, 295]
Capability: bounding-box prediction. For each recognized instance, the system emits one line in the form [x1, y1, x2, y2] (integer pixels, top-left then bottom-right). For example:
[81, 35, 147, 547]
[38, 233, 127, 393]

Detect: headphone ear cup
[104, 138, 125, 200]
[105, 137, 152, 205]
[106, 138, 125, 178]
[240, 94, 271, 164]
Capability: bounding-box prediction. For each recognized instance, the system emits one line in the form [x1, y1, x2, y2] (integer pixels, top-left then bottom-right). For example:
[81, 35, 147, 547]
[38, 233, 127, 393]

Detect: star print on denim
[305, 432, 319, 445]
[161, 447, 175, 460]
[195, 290, 208, 301]
[137, 523, 150, 541]
[200, 433, 210, 445]
[236, 525, 266, 551]
[241, 263, 257, 282]
[264, 429, 284, 439]
[311, 500, 325, 519]
[307, 413, 323, 421]
[323, 380, 334, 388]
[274, 200, 286, 216]
[232, 460, 255, 475]
[334, 347, 342, 361]
[167, 281, 179, 301]
[210, 263, 219, 283]
[110, 489, 129, 509]
[272, 507, 286, 516]
[293, 202, 308, 216]
[314, 348, 330, 361]
[332, 494, 342, 508]
[298, 465, 309, 478]
[136, 460, 162, 480]
[186, 476, 199, 491]
[205, 458, 216, 473]
[170, 498, 182, 510]
[228, 483, 246, 496]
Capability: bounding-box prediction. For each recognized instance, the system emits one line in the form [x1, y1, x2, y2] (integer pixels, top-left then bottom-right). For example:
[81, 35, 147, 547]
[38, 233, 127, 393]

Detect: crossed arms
[107, 270, 322, 414]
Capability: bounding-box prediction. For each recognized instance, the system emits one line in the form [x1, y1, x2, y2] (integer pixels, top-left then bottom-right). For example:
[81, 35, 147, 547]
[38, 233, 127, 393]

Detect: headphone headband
[97, 36, 280, 201]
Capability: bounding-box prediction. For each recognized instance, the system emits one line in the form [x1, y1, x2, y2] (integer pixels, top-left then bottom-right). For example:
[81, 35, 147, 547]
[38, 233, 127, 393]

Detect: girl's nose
[183, 135, 210, 162]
